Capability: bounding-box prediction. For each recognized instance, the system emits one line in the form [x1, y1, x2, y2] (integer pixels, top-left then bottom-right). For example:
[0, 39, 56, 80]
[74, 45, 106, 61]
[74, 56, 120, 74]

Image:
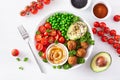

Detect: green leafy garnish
[69, 50, 77, 56]
[16, 58, 21, 62]
[46, 29, 51, 33]
[38, 52, 42, 57]
[53, 66, 56, 69]
[24, 57, 29, 62]
[43, 59, 48, 63]
[80, 32, 94, 45]
[77, 57, 85, 64]
[57, 65, 62, 69]
[36, 31, 40, 35]
[19, 66, 24, 70]
[54, 40, 58, 44]
[63, 63, 72, 70]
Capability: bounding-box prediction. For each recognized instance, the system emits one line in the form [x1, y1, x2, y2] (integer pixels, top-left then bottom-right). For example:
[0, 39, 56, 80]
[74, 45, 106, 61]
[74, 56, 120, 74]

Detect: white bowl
[71, 0, 92, 11]
[46, 43, 69, 66]
[91, 0, 111, 20]
[32, 11, 94, 70]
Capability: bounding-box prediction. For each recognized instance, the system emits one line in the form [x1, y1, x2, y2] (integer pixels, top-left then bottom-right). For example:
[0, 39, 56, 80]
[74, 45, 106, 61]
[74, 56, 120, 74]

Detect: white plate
[32, 11, 94, 70]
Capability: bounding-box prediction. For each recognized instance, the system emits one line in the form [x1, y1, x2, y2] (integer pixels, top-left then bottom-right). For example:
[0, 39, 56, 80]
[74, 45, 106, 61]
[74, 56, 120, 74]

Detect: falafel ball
[68, 56, 77, 65]
[80, 42, 89, 49]
[67, 40, 76, 51]
[76, 48, 86, 57]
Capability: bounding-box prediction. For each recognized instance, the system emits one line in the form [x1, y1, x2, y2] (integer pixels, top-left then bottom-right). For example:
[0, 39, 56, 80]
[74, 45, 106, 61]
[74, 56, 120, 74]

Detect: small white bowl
[71, 0, 92, 11]
[46, 43, 69, 66]
[91, 0, 111, 20]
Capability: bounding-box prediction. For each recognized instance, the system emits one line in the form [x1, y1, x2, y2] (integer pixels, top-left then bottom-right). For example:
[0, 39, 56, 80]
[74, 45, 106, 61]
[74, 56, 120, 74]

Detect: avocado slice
[90, 52, 112, 72]
[67, 21, 88, 40]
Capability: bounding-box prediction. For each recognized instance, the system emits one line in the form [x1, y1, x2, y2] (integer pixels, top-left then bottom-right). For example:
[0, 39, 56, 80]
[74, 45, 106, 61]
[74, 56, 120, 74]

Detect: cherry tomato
[39, 26, 46, 33]
[44, 22, 51, 29]
[97, 31, 104, 36]
[49, 29, 57, 36]
[36, 43, 43, 51]
[107, 38, 114, 44]
[113, 15, 120, 22]
[36, 2, 44, 9]
[55, 34, 60, 40]
[41, 52, 46, 59]
[43, 0, 50, 5]
[92, 28, 97, 34]
[41, 38, 48, 45]
[48, 36, 55, 43]
[31, 8, 38, 14]
[57, 30, 62, 36]
[11, 49, 19, 56]
[94, 21, 100, 27]
[59, 36, 65, 43]
[35, 34, 42, 42]
[104, 27, 110, 33]
[44, 32, 49, 36]
[113, 43, 120, 49]
[41, 47, 47, 52]
[99, 22, 106, 28]
[20, 10, 26, 16]
[110, 29, 116, 36]
[114, 35, 120, 41]
[117, 48, 120, 54]
[31, 1, 37, 7]
[101, 36, 108, 42]
[25, 6, 31, 12]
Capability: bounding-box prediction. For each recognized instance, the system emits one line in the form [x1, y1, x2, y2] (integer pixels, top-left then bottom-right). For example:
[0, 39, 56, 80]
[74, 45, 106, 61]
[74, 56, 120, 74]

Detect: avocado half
[90, 52, 112, 72]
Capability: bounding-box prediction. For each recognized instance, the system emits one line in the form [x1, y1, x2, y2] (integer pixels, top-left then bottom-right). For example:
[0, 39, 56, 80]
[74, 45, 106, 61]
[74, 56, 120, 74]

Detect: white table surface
[0, 0, 120, 80]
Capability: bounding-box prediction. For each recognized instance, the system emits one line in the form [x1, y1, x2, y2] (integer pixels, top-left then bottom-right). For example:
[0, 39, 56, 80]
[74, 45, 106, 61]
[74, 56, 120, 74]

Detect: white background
[0, 0, 120, 80]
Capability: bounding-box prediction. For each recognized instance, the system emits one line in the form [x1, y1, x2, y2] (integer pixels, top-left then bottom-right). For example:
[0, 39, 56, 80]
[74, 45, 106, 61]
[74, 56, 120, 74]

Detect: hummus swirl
[47, 45, 67, 64]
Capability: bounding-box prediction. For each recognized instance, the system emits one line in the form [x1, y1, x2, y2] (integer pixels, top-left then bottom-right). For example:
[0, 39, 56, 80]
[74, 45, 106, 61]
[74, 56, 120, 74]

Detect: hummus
[47, 43, 68, 65]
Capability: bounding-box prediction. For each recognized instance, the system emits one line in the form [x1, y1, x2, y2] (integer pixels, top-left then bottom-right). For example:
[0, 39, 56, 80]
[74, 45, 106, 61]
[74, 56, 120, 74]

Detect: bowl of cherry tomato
[32, 12, 94, 70]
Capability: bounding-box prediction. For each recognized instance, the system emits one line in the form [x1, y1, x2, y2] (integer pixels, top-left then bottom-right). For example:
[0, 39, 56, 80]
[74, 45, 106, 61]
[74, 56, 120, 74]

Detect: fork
[18, 25, 44, 73]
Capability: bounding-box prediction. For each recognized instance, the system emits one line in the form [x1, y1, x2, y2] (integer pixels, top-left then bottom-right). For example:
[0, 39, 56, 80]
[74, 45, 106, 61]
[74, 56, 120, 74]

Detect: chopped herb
[46, 29, 51, 33]
[54, 40, 58, 44]
[43, 59, 48, 63]
[38, 52, 42, 57]
[69, 50, 77, 56]
[64, 42, 67, 47]
[16, 58, 21, 62]
[57, 65, 62, 69]
[36, 31, 40, 35]
[19, 66, 24, 70]
[53, 66, 56, 69]
[24, 57, 29, 62]
[77, 57, 85, 64]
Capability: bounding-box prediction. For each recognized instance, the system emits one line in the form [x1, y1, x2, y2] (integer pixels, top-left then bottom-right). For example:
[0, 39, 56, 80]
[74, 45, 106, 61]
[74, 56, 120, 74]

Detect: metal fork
[18, 25, 43, 73]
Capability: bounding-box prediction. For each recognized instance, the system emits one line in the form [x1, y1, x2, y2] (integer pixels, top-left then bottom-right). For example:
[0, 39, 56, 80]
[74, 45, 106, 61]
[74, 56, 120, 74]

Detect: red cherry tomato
[36, 43, 43, 51]
[11, 49, 19, 56]
[41, 52, 46, 59]
[48, 36, 55, 43]
[31, 1, 37, 7]
[113, 15, 120, 22]
[49, 29, 57, 36]
[44, 32, 49, 36]
[107, 38, 114, 44]
[44, 22, 51, 29]
[104, 27, 110, 33]
[55, 34, 60, 40]
[35, 34, 42, 42]
[20, 10, 26, 16]
[101, 36, 108, 42]
[99, 22, 106, 28]
[25, 6, 31, 12]
[97, 31, 104, 36]
[36, 2, 44, 9]
[114, 35, 120, 41]
[57, 30, 62, 36]
[59, 37, 65, 43]
[41, 47, 47, 52]
[113, 43, 120, 49]
[39, 26, 46, 33]
[110, 29, 116, 36]
[43, 0, 50, 5]
[94, 21, 100, 27]
[92, 28, 97, 34]
[31, 8, 38, 14]
[41, 38, 48, 45]
[117, 48, 120, 54]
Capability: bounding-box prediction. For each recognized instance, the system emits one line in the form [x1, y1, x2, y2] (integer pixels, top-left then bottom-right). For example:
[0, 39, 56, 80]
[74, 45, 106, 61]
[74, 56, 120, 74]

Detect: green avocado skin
[90, 52, 112, 73]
